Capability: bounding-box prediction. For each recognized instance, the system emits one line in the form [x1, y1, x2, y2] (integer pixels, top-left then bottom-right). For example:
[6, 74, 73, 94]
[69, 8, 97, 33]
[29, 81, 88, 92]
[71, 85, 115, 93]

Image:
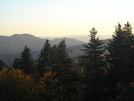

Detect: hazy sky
[0, 0, 134, 37]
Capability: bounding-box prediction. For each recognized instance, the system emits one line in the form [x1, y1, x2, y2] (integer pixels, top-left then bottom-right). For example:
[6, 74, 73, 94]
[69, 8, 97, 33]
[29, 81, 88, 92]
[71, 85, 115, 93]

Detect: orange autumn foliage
[38, 80, 45, 91]
[38, 71, 56, 92]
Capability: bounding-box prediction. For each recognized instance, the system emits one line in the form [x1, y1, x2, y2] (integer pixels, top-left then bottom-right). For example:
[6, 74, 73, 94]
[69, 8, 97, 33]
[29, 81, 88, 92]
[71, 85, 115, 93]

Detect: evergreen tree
[79, 27, 106, 100]
[106, 22, 134, 99]
[131, 34, 134, 67]
[54, 39, 73, 69]
[106, 22, 134, 82]
[0, 60, 6, 70]
[52, 39, 81, 101]
[12, 46, 36, 76]
[39, 69, 60, 101]
[123, 22, 134, 69]
[36, 40, 53, 77]
[12, 58, 21, 69]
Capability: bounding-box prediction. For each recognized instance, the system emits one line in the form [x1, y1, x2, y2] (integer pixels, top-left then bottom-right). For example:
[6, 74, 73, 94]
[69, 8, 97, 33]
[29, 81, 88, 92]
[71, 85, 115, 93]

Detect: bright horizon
[0, 0, 134, 37]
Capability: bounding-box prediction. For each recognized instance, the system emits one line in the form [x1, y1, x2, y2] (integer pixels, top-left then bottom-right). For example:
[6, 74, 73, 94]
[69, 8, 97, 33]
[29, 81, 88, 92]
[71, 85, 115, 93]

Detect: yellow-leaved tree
[0, 67, 36, 101]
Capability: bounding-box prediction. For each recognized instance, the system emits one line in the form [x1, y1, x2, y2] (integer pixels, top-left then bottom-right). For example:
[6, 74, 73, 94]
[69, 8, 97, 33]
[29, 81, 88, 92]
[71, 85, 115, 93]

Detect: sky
[0, 0, 134, 37]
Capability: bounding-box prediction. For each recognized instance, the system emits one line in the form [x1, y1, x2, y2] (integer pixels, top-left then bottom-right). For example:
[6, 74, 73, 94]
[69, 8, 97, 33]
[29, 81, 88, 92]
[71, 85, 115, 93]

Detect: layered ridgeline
[0, 34, 86, 55]
[0, 34, 109, 63]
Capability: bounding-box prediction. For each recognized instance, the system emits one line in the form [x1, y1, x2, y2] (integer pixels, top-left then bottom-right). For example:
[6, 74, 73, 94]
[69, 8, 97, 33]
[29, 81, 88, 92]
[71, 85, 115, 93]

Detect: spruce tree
[12, 58, 21, 69]
[123, 22, 134, 69]
[106, 22, 134, 99]
[54, 39, 73, 69]
[106, 22, 134, 83]
[52, 39, 80, 101]
[12, 46, 36, 75]
[79, 27, 106, 100]
[36, 40, 53, 77]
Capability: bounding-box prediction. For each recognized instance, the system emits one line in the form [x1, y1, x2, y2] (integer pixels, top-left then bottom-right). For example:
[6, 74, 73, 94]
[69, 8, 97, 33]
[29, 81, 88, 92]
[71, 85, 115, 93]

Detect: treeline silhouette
[0, 22, 134, 101]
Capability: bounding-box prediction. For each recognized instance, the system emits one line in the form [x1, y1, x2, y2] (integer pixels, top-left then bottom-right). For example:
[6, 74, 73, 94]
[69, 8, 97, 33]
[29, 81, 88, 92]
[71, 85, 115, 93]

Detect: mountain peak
[11, 33, 36, 37]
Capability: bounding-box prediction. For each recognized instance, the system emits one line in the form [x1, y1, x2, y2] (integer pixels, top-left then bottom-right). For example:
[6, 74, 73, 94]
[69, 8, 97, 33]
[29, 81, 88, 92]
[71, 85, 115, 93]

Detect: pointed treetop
[123, 21, 132, 34]
[115, 23, 122, 33]
[89, 27, 97, 39]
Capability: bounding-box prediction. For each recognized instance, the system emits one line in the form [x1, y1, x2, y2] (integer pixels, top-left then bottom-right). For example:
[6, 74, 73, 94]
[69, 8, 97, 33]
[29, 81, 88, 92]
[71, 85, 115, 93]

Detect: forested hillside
[0, 22, 134, 101]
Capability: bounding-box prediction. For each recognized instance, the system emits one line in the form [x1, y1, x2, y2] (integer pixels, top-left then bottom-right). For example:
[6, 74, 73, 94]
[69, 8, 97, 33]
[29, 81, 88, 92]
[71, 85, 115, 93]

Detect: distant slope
[0, 45, 110, 64]
[51, 38, 85, 46]
[0, 34, 85, 55]
[0, 34, 46, 55]
[0, 34, 110, 64]
[0, 51, 39, 64]
[41, 35, 112, 43]
[71, 35, 112, 42]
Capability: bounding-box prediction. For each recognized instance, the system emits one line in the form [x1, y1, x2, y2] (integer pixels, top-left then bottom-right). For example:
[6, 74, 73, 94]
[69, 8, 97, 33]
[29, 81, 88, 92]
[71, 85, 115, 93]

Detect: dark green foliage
[40, 70, 60, 101]
[1, 22, 134, 100]
[0, 60, 6, 70]
[55, 68, 83, 101]
[79, 27, 105, 70]
[35, 39, 83, 101]
[116, 82, 134, 101]
[52, 39, 81, 101]
[36, 40, 53, 77]
[12, 58, 21, 69]
[12, 46, 36, 76]
[106, 22, 134, 99]
[106, 22, 134, 82]
[53, 39, 73, 70]
[79, 27, 106, 100]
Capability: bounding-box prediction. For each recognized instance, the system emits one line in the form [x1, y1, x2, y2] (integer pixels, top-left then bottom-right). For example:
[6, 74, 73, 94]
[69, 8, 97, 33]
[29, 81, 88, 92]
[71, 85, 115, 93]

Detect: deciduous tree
[0, 67, 35, 101]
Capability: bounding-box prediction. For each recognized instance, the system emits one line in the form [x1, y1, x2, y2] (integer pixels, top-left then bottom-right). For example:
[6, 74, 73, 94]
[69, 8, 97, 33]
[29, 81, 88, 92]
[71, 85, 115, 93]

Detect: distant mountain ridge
[0, 34, 109, 63]
[41, 35, 112, 42]
[0, 34, 45, 55]
[0, 34, 85, 55]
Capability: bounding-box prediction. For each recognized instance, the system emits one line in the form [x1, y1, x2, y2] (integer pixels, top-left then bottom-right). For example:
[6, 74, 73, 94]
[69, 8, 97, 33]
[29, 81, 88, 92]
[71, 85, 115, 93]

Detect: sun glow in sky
[0, 0, 134, 37]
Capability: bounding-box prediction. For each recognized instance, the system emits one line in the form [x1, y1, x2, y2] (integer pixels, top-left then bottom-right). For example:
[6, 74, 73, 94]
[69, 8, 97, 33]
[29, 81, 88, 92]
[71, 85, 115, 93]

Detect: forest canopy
[0, 22, 134, 101]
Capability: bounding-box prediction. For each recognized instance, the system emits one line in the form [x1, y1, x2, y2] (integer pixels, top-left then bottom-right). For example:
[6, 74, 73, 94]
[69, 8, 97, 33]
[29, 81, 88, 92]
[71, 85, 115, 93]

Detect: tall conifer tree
[79, 27, 106, 100]
[106, 22, 134, 98]
[54, 39, 73, 69]
[36, 40, 53, 77]
[53, 39, 79, 100]
[106, 22, 134, 83]
[12, 46, 36, 75]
